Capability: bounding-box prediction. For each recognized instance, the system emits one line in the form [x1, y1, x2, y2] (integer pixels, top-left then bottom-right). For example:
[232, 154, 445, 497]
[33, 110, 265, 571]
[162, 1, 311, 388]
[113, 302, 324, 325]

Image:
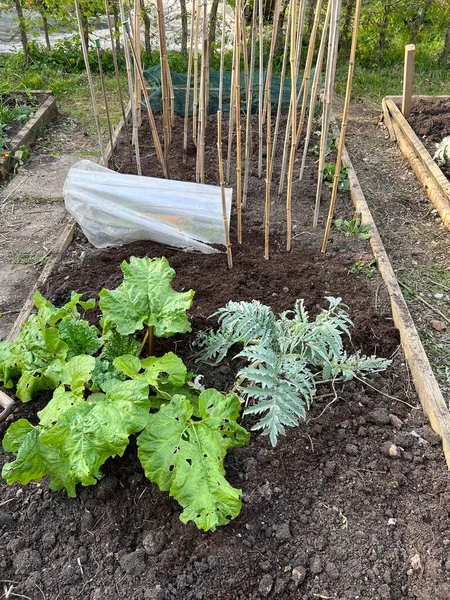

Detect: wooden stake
[226, 35, 236, 184]
[95, 39, 115, 169]
[234, 0, 242, 243]
[124, 21, 168, 177]
[74, 0, 106, 166]
[321, 0, 362, 253]
[313, 0, 342, 228]
[183, 0, 196, 162]
[134, 0, 142, 127]
[218, 0, 226, 113]
[105, 0, 132, 165]
[295, 0, 324, 145]
[271, 4, 292, 167]
[217, 111, 233, 269]
[156, 0, 171, 166]
[243, 0, 257, 207]
[257, 0, 264, 179]
[286, 0, 307, 251]
[262, 0, 282, 125]
[299, 1, 331, 181]
[196, 0, 209, 183]
[192, 0, 200, 143]
[401, 44, 415, 119]
[119, 0, 141, 174]
[264, 71, 272, 260]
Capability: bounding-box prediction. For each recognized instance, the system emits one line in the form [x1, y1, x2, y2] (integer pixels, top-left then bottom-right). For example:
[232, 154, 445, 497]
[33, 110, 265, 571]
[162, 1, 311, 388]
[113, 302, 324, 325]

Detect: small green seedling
[322, 162, 350, 191]
[348, 258, 377, 278]
[335, 217, 370, 240]
[311, 130, 336, 157]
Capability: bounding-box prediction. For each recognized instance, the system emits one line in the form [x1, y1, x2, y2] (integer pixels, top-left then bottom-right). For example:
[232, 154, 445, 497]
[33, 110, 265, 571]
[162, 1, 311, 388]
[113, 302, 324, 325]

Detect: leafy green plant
[196, 299, 391, 446]
[348, 258, 377, 278]
[1, 256, 248, 531]
[335, 216, 371, 240]
[322, 162, 350, 190]
[434, 136, 450, 166]
[311, 130, 336, 157]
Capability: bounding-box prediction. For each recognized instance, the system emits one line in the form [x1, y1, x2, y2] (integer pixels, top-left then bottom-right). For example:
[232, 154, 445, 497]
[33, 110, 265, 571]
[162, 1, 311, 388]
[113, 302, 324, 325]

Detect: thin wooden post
[257, 0, 264, 179]
[95, 38, 115, 169]
[218, 0, 227, 113]
[133, 0, 142, 127]
[262, 0, 282, 124]
[104, 0, 132, 165]
[264, 72, 272, 260]
[156, 0, 171, 165]
[192, 0, 200, 143]
[401, 44, 415, 119]
[183, 0, 196, 162]
[313, 0, 342, 228]
[234, 0, 242, 243]
[217, 111, 233, 269]
[243, 0, 257, 207]
[271, 5, 291, 167]
[321, 0, 362, 253]
[119, 0, 141, 174]
[299, 1, 331, 180]
[74, 0, 106, 166]
[196, 0, 209, 183]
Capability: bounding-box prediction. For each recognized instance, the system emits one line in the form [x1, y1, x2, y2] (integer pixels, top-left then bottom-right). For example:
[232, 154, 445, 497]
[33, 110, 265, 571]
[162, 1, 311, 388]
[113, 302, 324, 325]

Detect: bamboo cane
[264, 70, 272, 260]
[226, 36, 236, 184]
[286, 0, 307, 251]
[243, 0, 257, 208]
[299, 1, 331, 181]
[134, 0, 142, 127]
[119, 0, 141, 174]
[104, 0, 132, 164]
[192, 0, 200, 143]
[313, 0, 342, 228]
[217, 111, 233, 269]
[183, 0, 196, 162]
[156, 0, 171, 165]
[262, 0, 282, 125]
[74, 0, 106, 166]
[234, 0, 242, 243]
[218, 0, 227, 113]
[196, 0, 209, 183]
[95, 38, 116, 169]
[124, 21, 168, 178]
[321, 0, 362, 253]
[271, 4, 291, 168]
[277, 0, 306, 199]
[257, 0, 263, 179]
[295, 0, 324, 146]
[241, 6, 249, 100]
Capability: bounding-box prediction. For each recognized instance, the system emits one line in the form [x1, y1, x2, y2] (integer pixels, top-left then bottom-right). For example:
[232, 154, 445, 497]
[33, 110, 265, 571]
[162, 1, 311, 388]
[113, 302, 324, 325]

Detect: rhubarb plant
[196, 298, 391, 446]
[1, 257, 247, 531]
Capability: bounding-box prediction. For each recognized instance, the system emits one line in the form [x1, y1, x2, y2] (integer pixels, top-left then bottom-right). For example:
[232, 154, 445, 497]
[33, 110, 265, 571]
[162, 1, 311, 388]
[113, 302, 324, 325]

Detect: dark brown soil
[1, 114, 450, 600]
[408, 97, 450, 180]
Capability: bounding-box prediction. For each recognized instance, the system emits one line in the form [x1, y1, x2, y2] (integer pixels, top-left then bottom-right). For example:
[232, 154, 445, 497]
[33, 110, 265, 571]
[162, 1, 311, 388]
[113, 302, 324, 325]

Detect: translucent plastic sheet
[64, 160, 232, 254]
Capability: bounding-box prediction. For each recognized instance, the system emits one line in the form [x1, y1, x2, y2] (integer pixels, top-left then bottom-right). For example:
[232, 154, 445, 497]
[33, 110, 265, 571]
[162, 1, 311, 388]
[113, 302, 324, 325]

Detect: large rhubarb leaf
[137, 389, 249, 531]
[2, 380, 151, 496]
[58, 317, 101, 359]
[60, 355, 96, 396]
[99, 257, 194, 337]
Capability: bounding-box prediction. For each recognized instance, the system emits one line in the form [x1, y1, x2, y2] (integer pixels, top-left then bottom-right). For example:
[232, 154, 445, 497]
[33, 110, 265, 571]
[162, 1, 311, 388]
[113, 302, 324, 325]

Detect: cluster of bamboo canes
[76, 0, 362, 266]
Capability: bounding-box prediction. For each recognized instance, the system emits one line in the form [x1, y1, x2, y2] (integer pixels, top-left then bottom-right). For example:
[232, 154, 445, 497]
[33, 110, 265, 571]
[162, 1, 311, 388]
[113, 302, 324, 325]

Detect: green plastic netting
[143, 64, 315, 116]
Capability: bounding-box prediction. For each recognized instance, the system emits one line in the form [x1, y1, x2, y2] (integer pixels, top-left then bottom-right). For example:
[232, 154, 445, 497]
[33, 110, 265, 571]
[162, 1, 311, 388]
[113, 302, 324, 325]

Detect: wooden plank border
[383, 95, 450, 230]
[337, 128, 450, 468]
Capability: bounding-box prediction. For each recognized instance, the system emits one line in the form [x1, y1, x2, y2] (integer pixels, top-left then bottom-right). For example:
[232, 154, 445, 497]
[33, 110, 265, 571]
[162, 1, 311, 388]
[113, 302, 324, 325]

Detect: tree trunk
[41, 13, 51, 50]
[306, 0, 316, 36]
[141, 0, 152, 61]
[442, 16, 450, 63]
[80, 13, 89, 49]
[14, 0, 29, 65]
[208, 0, 220, 66]
[112, 0, 121, 54]
[275, 1, 288, 57]
[180, 0, 188, 58]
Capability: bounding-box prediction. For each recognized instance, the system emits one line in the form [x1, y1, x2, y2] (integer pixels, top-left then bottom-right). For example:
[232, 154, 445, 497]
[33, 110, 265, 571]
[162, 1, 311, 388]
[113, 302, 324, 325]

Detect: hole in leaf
[168, 465, 174, 472]
[186, 458, 192, 466]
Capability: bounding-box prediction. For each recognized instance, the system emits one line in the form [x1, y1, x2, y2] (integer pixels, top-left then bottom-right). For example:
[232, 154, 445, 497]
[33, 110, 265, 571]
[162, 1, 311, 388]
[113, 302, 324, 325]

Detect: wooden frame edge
[338, 131, 450, 468]
[11, 95, 58, 154]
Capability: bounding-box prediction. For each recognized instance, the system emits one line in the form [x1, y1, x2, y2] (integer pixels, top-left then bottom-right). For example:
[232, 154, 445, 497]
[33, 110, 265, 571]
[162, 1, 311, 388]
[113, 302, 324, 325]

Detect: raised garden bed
[382, 96, 450, 230]
[2, 114, 450, 599]
[0, 90, 57, 179]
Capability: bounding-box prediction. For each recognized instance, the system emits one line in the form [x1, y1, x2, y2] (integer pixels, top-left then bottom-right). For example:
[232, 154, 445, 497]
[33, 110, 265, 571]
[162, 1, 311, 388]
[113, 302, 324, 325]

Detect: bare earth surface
[1, 108, 450, 600]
